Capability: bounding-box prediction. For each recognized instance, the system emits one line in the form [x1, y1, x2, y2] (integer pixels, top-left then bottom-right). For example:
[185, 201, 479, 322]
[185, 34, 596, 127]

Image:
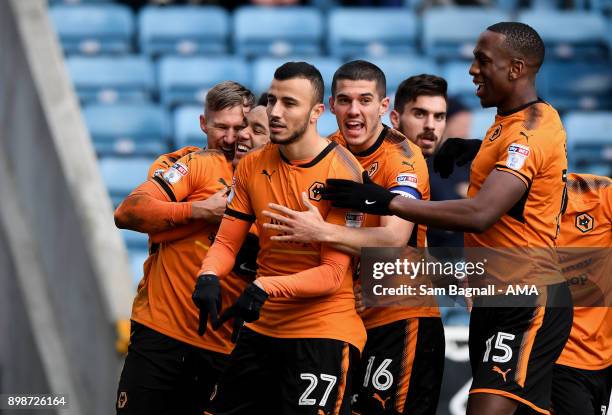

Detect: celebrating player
[321, 23, 573, 415]
[193, 62, 366, 415]
[114, 82, 265, 415]
[261, 61, 445, 415]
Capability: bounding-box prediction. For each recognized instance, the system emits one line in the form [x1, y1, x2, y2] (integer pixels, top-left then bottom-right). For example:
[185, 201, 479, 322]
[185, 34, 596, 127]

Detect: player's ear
[379, 96, 390, 117]
[329, 95, 336, 115]
[509, 58, 524, 81]
[200, 114, 208, 134]
[390, 109, 400, 130]
[310, 103, 325, 124]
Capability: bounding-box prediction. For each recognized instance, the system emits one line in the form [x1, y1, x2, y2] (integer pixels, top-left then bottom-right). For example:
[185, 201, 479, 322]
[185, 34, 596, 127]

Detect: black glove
[191, 274, 221, 336]
[322, 171, 399, 215]
[433, 138, 482, 179]
[216, 283, 268, 343]
[232, 233, 259, 281]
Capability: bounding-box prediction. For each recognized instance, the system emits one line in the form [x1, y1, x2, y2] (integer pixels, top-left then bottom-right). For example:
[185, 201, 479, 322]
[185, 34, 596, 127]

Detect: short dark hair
[256, 92, 268, 106]
[487, 22, 545, 70]
[394, 74, 448, 112]
[273, 62, 324, 104]
[332, 60, 386, 99]
[205, 80, 255, 115]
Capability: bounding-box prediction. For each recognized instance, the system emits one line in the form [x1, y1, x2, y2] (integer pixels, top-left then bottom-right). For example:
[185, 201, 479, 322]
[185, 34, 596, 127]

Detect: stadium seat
[365, 56, 439, 93]
[422, 7, 509, 61]
[564, 111, 612, 172]
[251, 56, 342, 97]
[138, 6, 229, 57]
[518, 11, 608, 61]
[120, 229, 148, 251]
[49, 0, 114, 4]
[83, 104, 171, 156]
[539, 62, 612, 111]
[328, 8, 418, 58]
[469, 108, 497, 140]
[233, 6, 323, 57]
[67, 55, 155, 104]
[158, 56, 250, 108]
[128, 249, 148, 286]
[442, 61, 480, 109]
[99, 157, 154, 206]
[173, 106, 207, 149]
[49, 4, 134, 55]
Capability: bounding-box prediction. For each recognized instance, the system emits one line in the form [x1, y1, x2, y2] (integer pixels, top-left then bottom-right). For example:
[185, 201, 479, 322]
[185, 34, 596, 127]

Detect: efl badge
[506, 144, 530, 170]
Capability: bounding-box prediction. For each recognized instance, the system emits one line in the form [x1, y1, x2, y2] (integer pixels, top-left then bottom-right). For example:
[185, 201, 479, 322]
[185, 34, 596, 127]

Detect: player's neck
[348, 122, 385, 154]
[497, 85, 538, 115]
[279, 129, 328, 162]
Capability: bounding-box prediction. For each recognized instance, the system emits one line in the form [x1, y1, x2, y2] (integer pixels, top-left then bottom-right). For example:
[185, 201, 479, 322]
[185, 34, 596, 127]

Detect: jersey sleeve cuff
[495, 164, 531, 188]
[225, 207, 256, 222]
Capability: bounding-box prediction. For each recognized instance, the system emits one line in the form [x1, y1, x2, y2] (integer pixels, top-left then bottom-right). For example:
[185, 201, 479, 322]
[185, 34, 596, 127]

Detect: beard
[270, 117, 309, 145]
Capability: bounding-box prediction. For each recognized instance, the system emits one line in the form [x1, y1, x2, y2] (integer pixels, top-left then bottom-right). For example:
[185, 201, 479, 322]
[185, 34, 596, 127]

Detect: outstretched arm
[324, 169, 526, 233]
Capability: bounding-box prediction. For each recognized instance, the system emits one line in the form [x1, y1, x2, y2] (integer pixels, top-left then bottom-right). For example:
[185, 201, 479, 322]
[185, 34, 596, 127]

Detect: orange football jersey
[465, 101, 568, 285]
[556, 173, 612, 370]
[329, 126, 439, 329]
[205, 141, 367, 351]
[131, 149, 243, 353]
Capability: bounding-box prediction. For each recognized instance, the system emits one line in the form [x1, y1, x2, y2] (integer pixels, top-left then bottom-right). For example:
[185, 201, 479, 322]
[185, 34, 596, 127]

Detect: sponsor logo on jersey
[345, 212, 365, 228]
[162, 162, 188, 184]
[396, 173, 418, 187]
[506, 143, 530, 170]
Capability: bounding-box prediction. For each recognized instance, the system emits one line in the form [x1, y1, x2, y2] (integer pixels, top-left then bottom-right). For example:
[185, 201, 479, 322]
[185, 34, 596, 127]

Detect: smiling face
[330, 79, 389, 153]
[266, 77, 320, 145]
[391, 95, 447, 158]
[233, 106, 270, 167]
[200, 105, 246, 160]
[469, 30, 515, 109]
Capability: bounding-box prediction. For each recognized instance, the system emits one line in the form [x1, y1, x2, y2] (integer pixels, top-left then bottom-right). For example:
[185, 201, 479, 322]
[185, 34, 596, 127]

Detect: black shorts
[352, 317, 445, 415]
[116, 321, 228, 415]
[469, 282, 573, 414]
[204, 327, 356, 415]
[551, 364, 612, 415]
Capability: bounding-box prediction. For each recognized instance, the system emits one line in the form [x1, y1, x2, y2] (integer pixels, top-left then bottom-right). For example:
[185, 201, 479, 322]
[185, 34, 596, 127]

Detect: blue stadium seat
[539, 62, 612, 111]
[233, 7, 323, 57]
[317, 111, 339, 137]
[138, 6, 229, 57]
[518, 11, 608, 61]
[67, 55, 155, 104]
[422, 7, 510, 61]
[49, 4, 134, 55]
[469, 108, 497, 140]
[128, 249, 148, 287]
[366, 56, 439, 93]
[328, 8, 417, 58]
[443, 61, 480, 109]
[173, 106, 207, 149]
[99, 157, 154, 206]
[158, 56, 250, 108]
[564, 111, 612, 172]
[49, 0, 114, 4]
[120, 229, 148, 251]
[251, 56, 342, 97]
[83, 104, 170, 156]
